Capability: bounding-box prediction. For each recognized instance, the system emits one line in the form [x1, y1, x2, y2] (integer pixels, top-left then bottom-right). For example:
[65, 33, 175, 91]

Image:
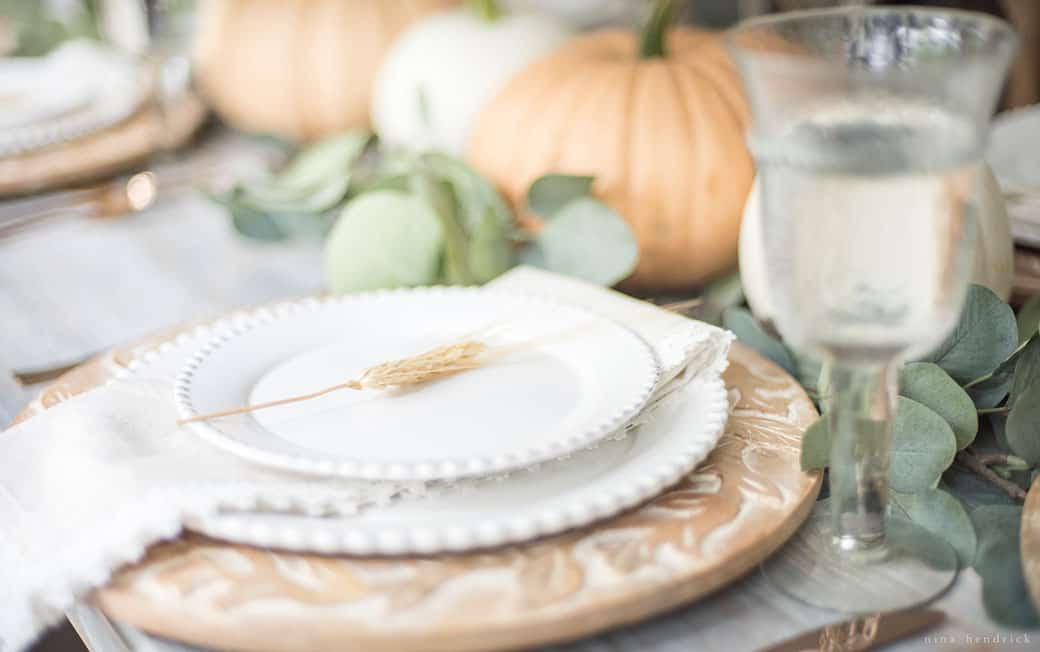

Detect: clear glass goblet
[727, 7, 1017, 612]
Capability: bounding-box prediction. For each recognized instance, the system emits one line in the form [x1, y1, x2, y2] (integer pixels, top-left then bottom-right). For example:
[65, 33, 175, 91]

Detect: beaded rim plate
[108, 311, 729, 555]
[0, 44, 148, 157]
[172, 287, 662, 482]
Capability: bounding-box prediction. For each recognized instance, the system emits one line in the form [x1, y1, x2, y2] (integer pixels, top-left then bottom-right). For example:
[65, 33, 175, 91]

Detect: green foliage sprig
[212, 132, 638, 292]
[725, 284, 1040, 628]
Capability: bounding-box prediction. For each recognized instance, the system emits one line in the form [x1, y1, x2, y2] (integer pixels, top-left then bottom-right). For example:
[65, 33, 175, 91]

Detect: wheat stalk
[177, 340, 490, 425]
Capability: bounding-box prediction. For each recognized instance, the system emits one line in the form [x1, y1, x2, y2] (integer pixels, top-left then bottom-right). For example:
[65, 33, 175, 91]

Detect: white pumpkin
[501, 0, 646, 28]
[739, 164, 1014, 322]
[372, 8, 571, 156]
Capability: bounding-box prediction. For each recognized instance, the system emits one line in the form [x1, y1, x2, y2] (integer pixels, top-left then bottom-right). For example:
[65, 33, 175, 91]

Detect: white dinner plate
[192, 373, 727, 555]
[174, 288, 660, 482]
[989, 105, 1040, 247]
[117, 317, 729, 555]
[0, 41, 147, 156]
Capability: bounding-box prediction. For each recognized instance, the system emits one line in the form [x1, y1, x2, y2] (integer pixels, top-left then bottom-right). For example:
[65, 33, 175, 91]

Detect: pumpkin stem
[639, 0, 684, 59]
[469, 0, 501, 22]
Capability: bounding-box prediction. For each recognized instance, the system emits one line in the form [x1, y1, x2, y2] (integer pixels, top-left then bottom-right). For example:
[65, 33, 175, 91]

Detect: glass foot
[761, 499, 958, 613]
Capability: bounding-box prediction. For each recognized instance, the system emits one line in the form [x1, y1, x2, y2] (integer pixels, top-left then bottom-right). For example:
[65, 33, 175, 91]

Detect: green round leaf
[1010, 335, 1040, 407]
[889, 489, 976, 567]
[242, 174, 353, 215]
[527, 174, 595, 219]
[942, 463, 1020, 512]
[324, 191, 442, 293]
[799, 397, 957, 494]
[230, 205, 289, 241]
[965, 334, 1038, 408]
[530, 197, 638, 286]
[899, 362, 978, 449]
[970, 505, 1040, 628]
[921, 284, 1017, 384]
[279, 132, 371, 189]
[421, 152, 512, 232]
[800, 416, 829, 471]
[467, 207, 514, 283]
[410, 173, 473, 285]
[1006, 383, 1040, 465]
[722, 308, 796, 375]
[1017, 294, 1040, 344]
[890, 397, 958, 493]
[790, 348, 824, 398]
[701, 271, 745, 310]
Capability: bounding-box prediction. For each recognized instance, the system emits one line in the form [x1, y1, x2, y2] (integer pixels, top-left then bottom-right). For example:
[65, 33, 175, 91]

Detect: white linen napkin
[0, 267, 731, 651]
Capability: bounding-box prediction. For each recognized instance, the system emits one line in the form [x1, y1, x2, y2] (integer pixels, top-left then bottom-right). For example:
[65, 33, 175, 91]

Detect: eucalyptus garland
[211, 131, 638, 292]
[726, 286, 1040, 628]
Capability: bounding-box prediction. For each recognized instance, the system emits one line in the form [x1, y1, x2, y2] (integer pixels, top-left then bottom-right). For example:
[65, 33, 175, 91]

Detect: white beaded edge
[170, 287, 662, 482]
[190, 376, 729, 556]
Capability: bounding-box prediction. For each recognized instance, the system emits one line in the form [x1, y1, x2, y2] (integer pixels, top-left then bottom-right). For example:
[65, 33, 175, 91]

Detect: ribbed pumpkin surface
[192, 0, 459, 140]
[469, 29, 754, 291]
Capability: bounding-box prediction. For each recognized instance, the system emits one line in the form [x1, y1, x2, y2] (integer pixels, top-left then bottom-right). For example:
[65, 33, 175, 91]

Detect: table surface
[1, 131, 1032, 652]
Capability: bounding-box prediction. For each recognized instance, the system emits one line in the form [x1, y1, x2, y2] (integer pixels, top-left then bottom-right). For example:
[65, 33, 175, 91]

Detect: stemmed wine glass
[727, 7, 1016, 612]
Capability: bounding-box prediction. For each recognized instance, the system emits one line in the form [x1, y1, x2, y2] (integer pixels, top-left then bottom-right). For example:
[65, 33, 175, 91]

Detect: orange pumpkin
[469, 28, 754, 291]
[192, 0, 459, 140]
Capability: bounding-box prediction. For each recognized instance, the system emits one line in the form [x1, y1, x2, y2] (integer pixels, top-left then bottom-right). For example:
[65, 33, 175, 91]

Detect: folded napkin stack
[0, 267, 732, 651]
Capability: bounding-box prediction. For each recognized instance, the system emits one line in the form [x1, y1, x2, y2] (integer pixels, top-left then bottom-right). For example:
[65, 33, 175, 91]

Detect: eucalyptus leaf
[890, 397, 958, 492]
[1010, 335, 1040, 407]
[889, 489, 976, 567]
[967, 375, 1013, 410]
[421, 152, 512, 232]
[324, 191, 443, 293]
[230, 205, 290, 241]
[701, 271, 745, 309]
[922, 284, 1018, 385]
[410, 173, 473, 285]
[241, 174, 352, 215]
[235, 132, 371, 215]
[1017, 293, 1040, 344]
[722, 308, 796, 375]
[790, 348, 825, 398]
[942, 464, 1019, 511]
[899, 362, 978, 449]
[1006, 383, 1040, 465]
[974, 414, 1011, 452]
[278, 132, 372, 190]
[527, 174, 595, 218]
[965, 334, 1038, 408]
[530, 197, 638, 286]
[970, 505, 1040, 628]
[467, 206, 514, 283]
[799, 397, 956, 493]
[800, 416, 829, 471]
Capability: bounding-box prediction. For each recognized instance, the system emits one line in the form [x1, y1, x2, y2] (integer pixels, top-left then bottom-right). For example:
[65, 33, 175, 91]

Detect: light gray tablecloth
[1, 131, 1029, 652]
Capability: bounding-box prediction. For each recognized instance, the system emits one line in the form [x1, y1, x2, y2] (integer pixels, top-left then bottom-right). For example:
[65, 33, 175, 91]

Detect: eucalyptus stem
[978, 406, 1010, 415]
[639, 0, 685, 59]
[469, 0, 501, 22]
[956, 449, 1027, 501]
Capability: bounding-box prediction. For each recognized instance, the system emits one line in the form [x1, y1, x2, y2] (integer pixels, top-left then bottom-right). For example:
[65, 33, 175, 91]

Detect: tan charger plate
[1023, 475, 1040, 611]
[0, 93, 207, 197]
[21, 328, 820, 652]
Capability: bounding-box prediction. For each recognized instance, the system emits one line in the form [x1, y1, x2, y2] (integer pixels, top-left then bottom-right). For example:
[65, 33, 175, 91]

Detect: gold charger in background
[20, 325, 820, 652]
[0, 93, 207, 197]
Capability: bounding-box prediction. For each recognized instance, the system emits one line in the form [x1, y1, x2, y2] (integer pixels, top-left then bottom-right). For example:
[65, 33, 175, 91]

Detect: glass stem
[826, 356, 897, 553]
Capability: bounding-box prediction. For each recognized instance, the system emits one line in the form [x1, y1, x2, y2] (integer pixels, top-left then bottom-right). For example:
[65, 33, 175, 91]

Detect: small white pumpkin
[372, 5, 570, 156]
[739, 164, 1014, 322]
[501, 0, 646, 28]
